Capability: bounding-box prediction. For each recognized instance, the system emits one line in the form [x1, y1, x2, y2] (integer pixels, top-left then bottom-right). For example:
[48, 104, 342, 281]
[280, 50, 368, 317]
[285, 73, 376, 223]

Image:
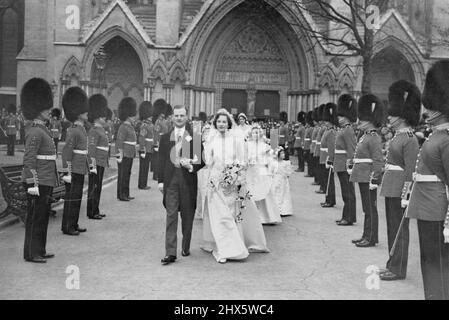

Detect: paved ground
[0, 157, 424, 300]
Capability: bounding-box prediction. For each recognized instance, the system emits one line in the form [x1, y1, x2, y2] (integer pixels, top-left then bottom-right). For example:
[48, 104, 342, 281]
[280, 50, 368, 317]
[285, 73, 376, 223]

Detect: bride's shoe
[218, 259, 227, 264]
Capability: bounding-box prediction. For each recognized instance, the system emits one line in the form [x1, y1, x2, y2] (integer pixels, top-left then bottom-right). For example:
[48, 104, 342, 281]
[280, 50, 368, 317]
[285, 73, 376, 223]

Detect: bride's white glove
[444, 227, 449, 244]
[158, 183, 164, 194]
[27, 186, 40, 196]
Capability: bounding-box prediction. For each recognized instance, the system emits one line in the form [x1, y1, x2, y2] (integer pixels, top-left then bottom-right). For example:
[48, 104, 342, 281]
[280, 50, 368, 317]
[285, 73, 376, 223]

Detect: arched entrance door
[91, 36, 144, 112]
[372, 46, 415, 104]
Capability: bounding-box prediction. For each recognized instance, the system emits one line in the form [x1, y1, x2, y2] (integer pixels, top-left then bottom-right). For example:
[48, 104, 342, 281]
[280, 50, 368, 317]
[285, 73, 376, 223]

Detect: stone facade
[5, 0, 449, 119]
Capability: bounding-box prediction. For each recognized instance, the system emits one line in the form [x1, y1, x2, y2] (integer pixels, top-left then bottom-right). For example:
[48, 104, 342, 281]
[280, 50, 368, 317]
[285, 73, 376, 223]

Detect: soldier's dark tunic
[87, 124, 109, 218]
[310, 126, 319, 181]
[350, 130, 384, 244]
[407, 125, 449, 300]
[5, 114, 18, 156]
[334, 125, 357, 223]
[22, 121, 58, 260]
[304, 125, 314, 177]
[315, 126, 327, 191]
[380, 129, 419, 278]
[320, 126, 336, 205]
[138, 120, 154, 189]
[62, 121, 89, 233]
[116, 121, 137, 200]
[294, 124, 306, 171]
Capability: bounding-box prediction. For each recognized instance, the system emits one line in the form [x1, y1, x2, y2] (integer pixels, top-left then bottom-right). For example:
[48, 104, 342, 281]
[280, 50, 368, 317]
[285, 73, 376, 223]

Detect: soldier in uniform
[320, 103, 337, 208]
[105, 108, 114, 158]
[294, 112, 306, 172]
[87, 94, 110, 220]
[378, 80, 421, 281]
[335, 94, 357, 226]
[315, 105, 327, 194]
[304, 111, 314, 178]
[407, 61, 449, 300]
[310, 108, 320, 185]
[279, 112, 290, 160]
[152, 99, 169, 181]
[350, 94, 384, 248]
[61, 87, 89, 236]
[4, 104, 19, 156]
[21, 78, 58, 263]
[138, 101, 154, 190]
[49, 108, 62, 157]
[116, 97, 138, 202]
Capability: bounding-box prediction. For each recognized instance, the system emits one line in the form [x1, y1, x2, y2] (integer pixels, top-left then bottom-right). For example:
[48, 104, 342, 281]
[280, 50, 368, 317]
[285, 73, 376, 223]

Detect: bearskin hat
[279, 111, 288, 123]
[357, 94, 385, 128]
[422, 60, 449, 118]
[50, 108, 61, 119]
[312, 107, 319, 122]
[88, 94, 108, 123]
[139, 101, 153, 121]
[20, 78, 54, 121]
[323, 103, 338, 126]
[306, 111, 314, 126]
[118, 97, 137, 122]
[62, 87, 88, 123]
[337, 94, 357, 123]
[318, 104, 326, 122]
[388, 80, 421, 127]
[153, 99, 167, 122]
[165, 104, 173, 116]
[106, 107, 113, 121]
[7, 104, 16, 114]
[199, 111, 208, 123]
[297, 111, 306, 125]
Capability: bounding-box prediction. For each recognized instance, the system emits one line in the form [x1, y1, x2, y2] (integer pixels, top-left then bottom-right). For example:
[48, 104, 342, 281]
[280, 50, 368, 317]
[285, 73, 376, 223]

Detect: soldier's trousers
[152, 152, 159, 181]
[7, 135, 15, 156]
[323, 167, 336, 205]
[24, 185, 53, 260]
[417, 220, 449, 300]
[117, 157, 133, 199]
[295, 148, 304, 171]
[384, 197, 409, 278]
[53, 138, 59, 156]
[359, 183, 378, 244]
[138, 153, 151, 189]
[87, 166, 105, 218]
[313, 157, 320, 184]
[304, 150, 313, 176]
[62, 173, 85, 233]
[337, 172, 356, 223]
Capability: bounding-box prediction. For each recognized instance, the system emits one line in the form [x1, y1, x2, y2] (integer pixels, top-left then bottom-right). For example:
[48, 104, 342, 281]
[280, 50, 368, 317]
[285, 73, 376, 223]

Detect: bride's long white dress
[201, 131, 269, 262]
[272, 160, 294, 217]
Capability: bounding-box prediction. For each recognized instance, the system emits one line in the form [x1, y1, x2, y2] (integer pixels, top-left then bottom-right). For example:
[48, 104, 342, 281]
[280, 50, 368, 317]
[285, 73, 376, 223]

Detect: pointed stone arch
[61, 56, 82, 81]
[337, 67, 355, 92]
[169, 60, 187, 83]
[319, 67, 336, 90]
[150, 59, 168, 82]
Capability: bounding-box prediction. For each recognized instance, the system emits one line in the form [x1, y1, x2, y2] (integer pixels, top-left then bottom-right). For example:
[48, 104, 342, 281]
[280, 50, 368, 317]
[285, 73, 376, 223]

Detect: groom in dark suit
[158, 105, 204, 265]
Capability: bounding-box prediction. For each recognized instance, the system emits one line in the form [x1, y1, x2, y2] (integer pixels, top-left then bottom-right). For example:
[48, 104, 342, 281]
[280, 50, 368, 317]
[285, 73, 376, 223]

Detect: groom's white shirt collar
[175, 126, 185, 138]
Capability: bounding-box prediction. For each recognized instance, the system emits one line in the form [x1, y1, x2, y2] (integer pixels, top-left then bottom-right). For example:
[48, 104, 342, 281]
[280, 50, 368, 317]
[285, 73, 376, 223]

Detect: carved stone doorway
[222, 89, 248, 116]
[255, 90, 280, 119]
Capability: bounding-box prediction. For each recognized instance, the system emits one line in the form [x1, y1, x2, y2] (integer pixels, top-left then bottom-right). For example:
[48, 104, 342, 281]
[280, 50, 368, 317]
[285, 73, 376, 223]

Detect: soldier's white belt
[354, 159, 373, 164]
[145, 139, 154, 142]
[7, 125, 16, 128]
[279, 135, 285, 138]
[320, 148, 329, 152]
[124, 142, 137, 146]
[51, 129, 59, 131]
[305, 139, 311, 141]
[97, 146, 109, 152]
[296, 137, 302, 140]
[37, 155, 57, 161]
[73, 150, 88, 155]
[316, 142, 322, 146]
[312, 140, 317, 143]
[335, 150, 347, 154]
[385, 164, 403, 171]
[414, 174, 442, 182]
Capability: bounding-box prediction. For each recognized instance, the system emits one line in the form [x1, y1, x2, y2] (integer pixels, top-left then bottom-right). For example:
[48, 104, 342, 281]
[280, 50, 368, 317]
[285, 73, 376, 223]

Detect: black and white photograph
[1, 0, 449, 307]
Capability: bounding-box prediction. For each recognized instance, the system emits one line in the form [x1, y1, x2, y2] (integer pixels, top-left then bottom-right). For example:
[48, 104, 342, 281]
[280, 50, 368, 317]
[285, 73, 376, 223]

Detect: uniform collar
[74, 120, 84, 127]
[94, 123, 103, 129]
[395, 127, 413, 134]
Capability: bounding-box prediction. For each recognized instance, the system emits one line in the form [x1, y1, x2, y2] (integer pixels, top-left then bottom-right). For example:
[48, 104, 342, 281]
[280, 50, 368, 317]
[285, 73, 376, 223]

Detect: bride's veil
[207, 108, 238, 140]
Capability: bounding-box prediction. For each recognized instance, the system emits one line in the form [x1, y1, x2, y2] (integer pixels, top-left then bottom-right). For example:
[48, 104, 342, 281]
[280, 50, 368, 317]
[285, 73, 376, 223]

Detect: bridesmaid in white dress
[271, 147, 294, 217]
[201, 110, 269, 264]
[246, 125, 283, 225]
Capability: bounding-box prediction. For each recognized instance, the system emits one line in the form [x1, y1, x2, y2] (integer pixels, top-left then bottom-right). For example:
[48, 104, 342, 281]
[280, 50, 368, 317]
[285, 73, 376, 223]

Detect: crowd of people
[14, 59, 449, 300]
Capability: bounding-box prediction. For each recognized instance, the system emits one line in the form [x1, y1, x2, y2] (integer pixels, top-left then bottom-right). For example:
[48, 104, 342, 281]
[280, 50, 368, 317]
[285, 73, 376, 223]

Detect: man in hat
[407, 61, 449, 300]
[350, 94, 384, 248]
[304, 111, 314, 178]
[116, 97, 138, 201]
[377, 80, 421, 281]
[320, 103, 337, 208]
[294, 112, 306, 172]
[138, 101, 154, 190]
[315, 105, 327, 194]
[87, 94, 110, 221]
[335, 94, 357, 226]
[21, 78, 58, 263]
[279, 112, 290, 160]
[61, 87, 89, 236]
[4, 104, 19, 156]
[49, 108, 62, 157]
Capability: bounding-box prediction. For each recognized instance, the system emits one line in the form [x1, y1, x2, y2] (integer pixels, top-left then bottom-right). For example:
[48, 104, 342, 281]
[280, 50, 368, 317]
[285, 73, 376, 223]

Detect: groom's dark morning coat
[158, 125, 204, 210]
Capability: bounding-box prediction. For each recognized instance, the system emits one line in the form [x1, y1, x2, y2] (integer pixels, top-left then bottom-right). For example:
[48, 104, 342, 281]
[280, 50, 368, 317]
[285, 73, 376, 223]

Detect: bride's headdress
[213, 108, 237, 129]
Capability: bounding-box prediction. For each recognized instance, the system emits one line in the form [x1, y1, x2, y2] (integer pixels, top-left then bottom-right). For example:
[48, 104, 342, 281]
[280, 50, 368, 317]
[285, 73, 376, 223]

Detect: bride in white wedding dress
[201, 109, 269, 264]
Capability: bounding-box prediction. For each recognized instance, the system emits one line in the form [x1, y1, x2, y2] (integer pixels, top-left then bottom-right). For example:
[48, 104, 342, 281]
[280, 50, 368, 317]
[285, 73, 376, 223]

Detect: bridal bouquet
[219, 163, 246, 194]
